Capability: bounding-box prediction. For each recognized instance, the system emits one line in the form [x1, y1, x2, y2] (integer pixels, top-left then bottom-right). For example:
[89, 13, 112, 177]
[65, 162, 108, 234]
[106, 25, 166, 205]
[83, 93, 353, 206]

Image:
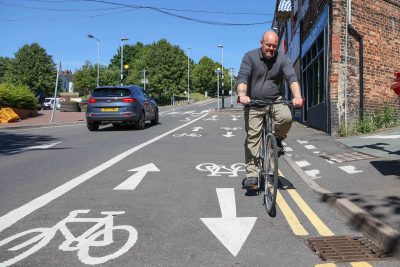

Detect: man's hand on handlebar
[291, 97, 304, 108]
[238, 96, 251, 104]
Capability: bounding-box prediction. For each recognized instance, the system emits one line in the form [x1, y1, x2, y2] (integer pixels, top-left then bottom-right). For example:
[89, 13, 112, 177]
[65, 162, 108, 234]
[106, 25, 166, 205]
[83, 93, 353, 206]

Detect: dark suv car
[86, 85, 159, 131]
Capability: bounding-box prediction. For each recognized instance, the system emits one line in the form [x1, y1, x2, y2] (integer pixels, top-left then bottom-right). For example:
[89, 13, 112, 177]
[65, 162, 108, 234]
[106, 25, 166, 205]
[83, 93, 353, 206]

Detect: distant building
[273, 0, 400, 133]
[60, 70, 74, 93]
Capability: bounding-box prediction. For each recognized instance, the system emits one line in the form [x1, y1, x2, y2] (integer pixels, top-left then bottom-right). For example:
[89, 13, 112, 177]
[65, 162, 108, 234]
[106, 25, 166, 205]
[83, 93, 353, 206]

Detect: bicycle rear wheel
[264, 133, 279, 216]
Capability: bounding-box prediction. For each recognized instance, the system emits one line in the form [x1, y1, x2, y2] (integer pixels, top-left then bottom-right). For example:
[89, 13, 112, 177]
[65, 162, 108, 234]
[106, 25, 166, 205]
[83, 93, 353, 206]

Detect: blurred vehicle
[43, 98, 64, 110]
[86, 85, 159, 131]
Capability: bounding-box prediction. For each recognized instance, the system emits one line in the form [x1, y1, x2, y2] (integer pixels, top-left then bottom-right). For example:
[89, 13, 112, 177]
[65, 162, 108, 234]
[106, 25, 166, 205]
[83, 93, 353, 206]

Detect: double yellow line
[276, 170, 373, 267]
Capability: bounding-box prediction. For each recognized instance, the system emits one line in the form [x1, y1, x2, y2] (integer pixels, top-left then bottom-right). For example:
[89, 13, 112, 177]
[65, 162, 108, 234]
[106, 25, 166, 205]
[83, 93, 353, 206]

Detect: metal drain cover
[320, 151, 375, 163]
[307, 236, 390, 262]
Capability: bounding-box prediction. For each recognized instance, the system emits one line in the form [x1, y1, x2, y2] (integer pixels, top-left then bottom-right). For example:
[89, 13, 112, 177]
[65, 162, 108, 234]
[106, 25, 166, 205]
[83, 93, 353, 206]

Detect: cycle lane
[0, 109, 397, 266]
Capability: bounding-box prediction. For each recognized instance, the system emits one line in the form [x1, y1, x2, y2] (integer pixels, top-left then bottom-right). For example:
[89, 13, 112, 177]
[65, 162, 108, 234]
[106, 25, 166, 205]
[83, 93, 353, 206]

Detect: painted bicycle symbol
[0, 210, 137, 266]
[220, 127, 242, 131]
[173, 133, 202, 137]
[196, 163, 245, 177]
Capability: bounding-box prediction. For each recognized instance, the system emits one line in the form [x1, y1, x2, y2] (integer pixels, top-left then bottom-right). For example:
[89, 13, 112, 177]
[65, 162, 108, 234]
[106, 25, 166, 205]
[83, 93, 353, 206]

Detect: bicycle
[245, 98, 293, 216]
[0, 210, 137, 266]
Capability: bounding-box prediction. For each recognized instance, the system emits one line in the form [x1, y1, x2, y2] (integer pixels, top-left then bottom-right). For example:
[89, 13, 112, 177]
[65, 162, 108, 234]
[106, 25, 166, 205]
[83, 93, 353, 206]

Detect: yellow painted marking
[287, 189, 334, 236]
[351, 262, 373, 267]
[276, 191, 309, 236]
[315, 264, 336, 267]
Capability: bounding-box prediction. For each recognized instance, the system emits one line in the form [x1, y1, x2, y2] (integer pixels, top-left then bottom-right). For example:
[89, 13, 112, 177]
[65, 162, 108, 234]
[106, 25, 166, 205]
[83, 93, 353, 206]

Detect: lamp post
[217, 45, 224, 89]
[187, 47, 191, 104]
[229, 67, 234, 108]
[87, 34, 100, 87]
[120, 37, 129, 85]
[215, 68, 221, 111]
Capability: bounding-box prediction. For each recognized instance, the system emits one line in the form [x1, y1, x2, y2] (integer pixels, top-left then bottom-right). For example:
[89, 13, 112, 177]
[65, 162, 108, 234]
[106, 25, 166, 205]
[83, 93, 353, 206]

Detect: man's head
[260, 31, 279, 60]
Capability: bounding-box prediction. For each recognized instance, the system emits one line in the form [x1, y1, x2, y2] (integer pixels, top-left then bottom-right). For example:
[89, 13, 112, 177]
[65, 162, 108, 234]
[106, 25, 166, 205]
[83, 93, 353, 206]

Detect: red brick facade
[293, 0, 400, 133]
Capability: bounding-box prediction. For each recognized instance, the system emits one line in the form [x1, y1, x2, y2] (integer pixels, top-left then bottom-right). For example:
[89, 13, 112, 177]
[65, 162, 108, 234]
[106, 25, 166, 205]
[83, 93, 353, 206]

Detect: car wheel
[87, 122, 99, 131]
[135, 112, 145, 130]
[151, 110, 159, 125]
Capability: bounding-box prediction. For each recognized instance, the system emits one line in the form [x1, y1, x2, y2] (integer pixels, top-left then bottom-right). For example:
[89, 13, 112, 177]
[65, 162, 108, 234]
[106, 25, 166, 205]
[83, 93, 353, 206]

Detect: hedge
[0, 83, 38, 110]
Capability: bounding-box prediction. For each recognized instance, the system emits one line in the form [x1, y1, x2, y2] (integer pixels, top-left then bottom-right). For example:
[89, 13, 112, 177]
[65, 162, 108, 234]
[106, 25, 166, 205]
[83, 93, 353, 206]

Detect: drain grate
[307, 236, 390, 262]
[320, 151, 375, 163]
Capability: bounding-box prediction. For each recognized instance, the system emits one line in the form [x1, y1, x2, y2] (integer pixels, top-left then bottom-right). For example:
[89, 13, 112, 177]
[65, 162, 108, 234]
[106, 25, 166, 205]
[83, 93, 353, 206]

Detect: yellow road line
[315, 264, 336, 267]
[286, 189, 334, 236]
[276, 191, 309, 236]
[351, 262, 373, 267]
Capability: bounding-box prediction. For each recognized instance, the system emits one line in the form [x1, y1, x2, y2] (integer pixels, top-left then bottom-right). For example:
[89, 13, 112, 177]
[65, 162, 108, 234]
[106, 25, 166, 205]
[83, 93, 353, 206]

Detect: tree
[73, 61, 97, 96]
[4, 43, 56, 96]
[0, 57, 12, 83]
[109, 42, 145, 70]
[192, 56, 220, 96]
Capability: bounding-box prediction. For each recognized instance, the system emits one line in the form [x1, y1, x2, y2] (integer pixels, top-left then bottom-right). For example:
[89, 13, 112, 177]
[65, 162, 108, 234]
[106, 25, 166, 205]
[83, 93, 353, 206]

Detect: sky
[0, 0, 277, 76]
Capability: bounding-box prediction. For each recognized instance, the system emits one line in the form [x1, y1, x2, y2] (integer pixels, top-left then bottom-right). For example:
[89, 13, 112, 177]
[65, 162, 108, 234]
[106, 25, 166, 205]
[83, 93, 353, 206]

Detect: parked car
[43, 98, 64, 110]
[85, 85, 159, 131]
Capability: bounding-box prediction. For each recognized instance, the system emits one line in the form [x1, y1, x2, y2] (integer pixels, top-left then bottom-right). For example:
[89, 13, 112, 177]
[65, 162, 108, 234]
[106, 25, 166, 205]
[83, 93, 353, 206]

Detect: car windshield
[92, 88, 131, 97]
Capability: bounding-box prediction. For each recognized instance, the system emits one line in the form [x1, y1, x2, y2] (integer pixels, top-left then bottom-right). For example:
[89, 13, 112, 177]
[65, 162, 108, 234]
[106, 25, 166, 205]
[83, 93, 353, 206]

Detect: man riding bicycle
[236, 31, 303, 189]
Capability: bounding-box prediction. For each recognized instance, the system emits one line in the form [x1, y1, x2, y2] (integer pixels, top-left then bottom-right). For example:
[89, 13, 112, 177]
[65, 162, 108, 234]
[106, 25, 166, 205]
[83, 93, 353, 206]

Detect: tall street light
[229, 67, 234, 108]
[120, 37, 129, 85]
[217, 45, 224, 89]
[187, 47, 191, 104]
[87, 34, 100, 87]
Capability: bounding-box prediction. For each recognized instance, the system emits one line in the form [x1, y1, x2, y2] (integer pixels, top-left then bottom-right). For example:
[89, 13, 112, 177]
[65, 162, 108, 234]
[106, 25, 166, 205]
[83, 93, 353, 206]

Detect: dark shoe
[243, 177, 258, 189]
[276, 138, 285, 157]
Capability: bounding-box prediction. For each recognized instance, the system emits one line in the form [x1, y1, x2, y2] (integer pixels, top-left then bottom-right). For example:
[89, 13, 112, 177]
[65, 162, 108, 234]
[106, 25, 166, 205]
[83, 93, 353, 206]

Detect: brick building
[273, 0, 400, 133]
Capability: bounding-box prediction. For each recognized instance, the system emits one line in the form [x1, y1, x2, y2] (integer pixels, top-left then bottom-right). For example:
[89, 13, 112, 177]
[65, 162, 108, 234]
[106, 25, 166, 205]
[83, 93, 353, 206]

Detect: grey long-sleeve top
[237, 48, 298, 99]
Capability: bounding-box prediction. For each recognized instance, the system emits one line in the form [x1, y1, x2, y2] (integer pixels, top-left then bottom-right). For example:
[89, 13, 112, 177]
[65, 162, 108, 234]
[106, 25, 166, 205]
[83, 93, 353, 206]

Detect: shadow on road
[0, 132, 60, 155]
[370, 160, 400, 177]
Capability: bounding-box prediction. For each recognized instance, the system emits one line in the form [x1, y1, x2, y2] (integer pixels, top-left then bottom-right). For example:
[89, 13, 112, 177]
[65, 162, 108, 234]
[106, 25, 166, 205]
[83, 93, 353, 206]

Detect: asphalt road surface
[0, 101, 398, 266]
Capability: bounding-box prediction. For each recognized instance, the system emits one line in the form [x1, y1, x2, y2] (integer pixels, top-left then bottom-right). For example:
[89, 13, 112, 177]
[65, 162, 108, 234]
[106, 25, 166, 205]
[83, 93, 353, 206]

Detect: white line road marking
[0, 111, 210, 233]
[192, 127, 203, 132]
[339, 165, 363, 174]
[297, 139, 308, 144]
[222, 132, 235, 137]
[361, 134, 400, 139]
[114, 163, 160, 190]
[284, 147, 293, 152]
[22, 142, 61, 150]
[295, 161, 311, 168]
[304, 145, 317, 150]
[313, 151, 320, 154]
[201, 188, 257, 257]
[305, 169, 321, 179]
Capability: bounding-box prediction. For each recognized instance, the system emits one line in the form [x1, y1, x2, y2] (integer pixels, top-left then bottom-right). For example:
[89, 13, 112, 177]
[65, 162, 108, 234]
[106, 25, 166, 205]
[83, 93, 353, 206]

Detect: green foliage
[192, 57, 218, 96]
[3, 43, 56, 96]
[337, 105, 399, 137]
[0, 57, 12, 83]
[73, 61, 98, 96]
[0, 83, 38, 110]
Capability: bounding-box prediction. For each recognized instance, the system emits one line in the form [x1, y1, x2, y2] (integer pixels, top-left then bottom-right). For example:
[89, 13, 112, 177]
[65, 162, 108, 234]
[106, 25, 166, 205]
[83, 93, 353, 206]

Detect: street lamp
[87, 34, 100, 87]
[229, 67, 234, 108]
[215, 68, 221, 111]
[120, 37, 129, 85]
[187, 47, 191, 104]
[217, 45, 224, 88]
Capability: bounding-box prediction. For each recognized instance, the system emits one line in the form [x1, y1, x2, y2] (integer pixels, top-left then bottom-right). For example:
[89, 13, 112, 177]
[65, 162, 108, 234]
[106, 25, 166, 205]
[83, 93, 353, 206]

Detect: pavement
[1, 104, 399, 259]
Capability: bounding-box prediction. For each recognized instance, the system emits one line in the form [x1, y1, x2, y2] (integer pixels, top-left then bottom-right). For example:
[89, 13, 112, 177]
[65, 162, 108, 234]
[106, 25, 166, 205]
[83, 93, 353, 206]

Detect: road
[0, 101, 398, 266]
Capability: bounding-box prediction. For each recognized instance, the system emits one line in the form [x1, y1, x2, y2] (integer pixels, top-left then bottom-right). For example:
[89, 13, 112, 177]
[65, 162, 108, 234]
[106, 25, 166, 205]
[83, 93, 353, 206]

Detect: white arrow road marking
[295, 161, 311, 168]
[192, 127, 203, 132]
[204, 115, 218, 121]
[231, 117, 238, 121]
[339, 165, 363, 174]
[114, 163, 160, 190]
[361, 134, 400, 139]
[297, 139, 308, 144]
[22, 142, 61, 150]
[304, 145, 316, 150]
[222, 132, 235, 137]
[201, 188, 257, 257]
[0, 112, 209, 233]
[305, 169, 321, 179]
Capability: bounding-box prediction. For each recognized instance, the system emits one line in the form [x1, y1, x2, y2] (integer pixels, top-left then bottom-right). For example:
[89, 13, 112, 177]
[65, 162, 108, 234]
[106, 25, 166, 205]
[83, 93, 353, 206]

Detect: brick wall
[331, 0, 400, 132]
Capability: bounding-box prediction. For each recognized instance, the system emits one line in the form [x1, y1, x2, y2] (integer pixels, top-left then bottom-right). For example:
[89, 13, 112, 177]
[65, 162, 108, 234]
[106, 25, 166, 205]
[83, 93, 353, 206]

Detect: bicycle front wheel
[264, 133, 279, 216]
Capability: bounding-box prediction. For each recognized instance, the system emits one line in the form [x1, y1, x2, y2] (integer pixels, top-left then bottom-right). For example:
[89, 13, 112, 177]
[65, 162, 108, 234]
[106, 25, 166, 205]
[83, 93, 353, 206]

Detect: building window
[302, 32, 325, 108]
